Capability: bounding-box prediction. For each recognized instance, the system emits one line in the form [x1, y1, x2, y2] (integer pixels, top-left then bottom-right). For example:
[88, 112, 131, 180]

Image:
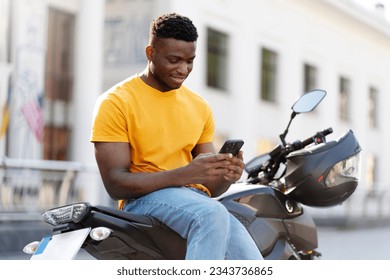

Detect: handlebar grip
[301, 127, 333, 147]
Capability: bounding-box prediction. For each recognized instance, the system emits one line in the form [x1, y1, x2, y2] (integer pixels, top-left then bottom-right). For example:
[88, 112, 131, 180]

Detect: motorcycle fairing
[72, 206, 186, 260]
[219, 186, 317, 258]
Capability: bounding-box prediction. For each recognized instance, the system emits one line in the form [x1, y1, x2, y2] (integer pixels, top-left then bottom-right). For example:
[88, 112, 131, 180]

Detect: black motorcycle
[23, 89, 361, 260]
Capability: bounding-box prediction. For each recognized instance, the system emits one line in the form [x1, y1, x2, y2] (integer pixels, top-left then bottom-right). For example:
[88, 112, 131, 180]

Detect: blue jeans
[123, 187, 263, 260]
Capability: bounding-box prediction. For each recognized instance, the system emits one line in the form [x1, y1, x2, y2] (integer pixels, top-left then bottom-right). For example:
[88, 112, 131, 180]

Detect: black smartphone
[218, 139, 244, 156]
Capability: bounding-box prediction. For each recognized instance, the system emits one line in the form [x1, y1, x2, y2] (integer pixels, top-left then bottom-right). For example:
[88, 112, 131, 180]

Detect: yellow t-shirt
[90, 75, 215, 208]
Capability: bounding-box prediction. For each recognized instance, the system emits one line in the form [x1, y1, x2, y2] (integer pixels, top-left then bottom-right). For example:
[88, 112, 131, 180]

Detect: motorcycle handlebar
[287, 127, 333, 153]
[301, 127, 333, 147]
[247, 127, 333, 183]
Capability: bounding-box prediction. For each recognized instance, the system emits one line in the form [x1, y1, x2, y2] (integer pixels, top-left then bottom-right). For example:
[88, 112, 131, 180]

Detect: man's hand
[186, 151, 245, 197]
[222, 150, 245, 182]
[185, 152, 235, 184]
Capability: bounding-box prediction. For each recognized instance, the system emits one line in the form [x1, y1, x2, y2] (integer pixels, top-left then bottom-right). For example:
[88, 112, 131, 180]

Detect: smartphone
[218, 139, 244, 156]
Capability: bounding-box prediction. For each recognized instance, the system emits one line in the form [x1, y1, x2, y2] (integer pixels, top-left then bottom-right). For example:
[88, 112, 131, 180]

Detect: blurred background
[0, 0, 390, 259]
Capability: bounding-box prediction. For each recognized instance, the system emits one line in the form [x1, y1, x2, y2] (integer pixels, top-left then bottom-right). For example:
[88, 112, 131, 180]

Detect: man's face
[148, 38, 196, 92]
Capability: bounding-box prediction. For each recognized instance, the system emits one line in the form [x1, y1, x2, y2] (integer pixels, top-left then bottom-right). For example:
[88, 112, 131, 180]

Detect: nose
[177, 61, 191, 75]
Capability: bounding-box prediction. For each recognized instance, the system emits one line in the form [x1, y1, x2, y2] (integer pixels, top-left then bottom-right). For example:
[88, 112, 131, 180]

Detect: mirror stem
[279, 111, 297, 146]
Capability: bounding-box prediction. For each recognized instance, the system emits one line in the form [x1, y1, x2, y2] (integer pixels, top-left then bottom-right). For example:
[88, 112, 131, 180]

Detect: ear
[145, 45, 154, 61]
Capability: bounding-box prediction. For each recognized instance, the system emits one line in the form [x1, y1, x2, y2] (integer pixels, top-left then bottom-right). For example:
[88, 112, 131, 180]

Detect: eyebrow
[167, 54, 196, 60]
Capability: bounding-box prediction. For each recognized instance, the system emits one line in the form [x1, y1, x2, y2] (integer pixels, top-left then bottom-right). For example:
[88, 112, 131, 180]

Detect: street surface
[1, 225, 389, 260]
[316, 225, 390, 260]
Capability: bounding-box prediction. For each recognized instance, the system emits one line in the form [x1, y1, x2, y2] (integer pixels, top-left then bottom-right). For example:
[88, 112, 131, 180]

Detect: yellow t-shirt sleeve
[90, 93, 129, 143]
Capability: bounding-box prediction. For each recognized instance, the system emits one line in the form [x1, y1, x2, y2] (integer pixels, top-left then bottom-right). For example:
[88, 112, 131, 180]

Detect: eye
[167, 56, 180, 63]
[169, 58, 179, 63]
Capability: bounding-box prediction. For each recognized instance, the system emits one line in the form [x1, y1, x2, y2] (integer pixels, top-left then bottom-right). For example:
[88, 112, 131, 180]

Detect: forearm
[102, 166, 188, 200]
[102, 157, 235, 200]
[109, 170, 232, 199]
[95, 142, 239, 201]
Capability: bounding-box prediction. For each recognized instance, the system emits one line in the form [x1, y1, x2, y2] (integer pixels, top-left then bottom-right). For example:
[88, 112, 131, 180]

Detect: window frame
[206, 27, 229, 91]
[260, 47, 278, 102]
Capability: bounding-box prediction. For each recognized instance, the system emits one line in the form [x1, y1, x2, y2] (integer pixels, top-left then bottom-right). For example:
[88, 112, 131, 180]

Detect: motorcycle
[23, 89, 361, 260]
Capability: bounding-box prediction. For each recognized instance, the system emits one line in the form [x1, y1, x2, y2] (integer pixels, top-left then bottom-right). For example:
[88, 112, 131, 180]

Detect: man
[90, 13, 262, 260]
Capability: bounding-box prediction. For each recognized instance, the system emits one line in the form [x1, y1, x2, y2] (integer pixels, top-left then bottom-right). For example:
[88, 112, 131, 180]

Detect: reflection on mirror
[292, 89, 326, 113]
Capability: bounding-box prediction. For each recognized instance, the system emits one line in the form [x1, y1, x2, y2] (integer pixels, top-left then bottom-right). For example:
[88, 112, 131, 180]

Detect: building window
[206, 28, 228, 90]
[261, 48, 277, 102]
[365, 153, 377, 191]
[368, 86, 378, 129]
[303, 63, 317, 92]
[44, 8, 75, 160]
[339, 76, 350, 121]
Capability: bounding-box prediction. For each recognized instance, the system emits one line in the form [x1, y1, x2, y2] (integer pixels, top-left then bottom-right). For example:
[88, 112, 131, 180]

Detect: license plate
[31, 227, 91, 260]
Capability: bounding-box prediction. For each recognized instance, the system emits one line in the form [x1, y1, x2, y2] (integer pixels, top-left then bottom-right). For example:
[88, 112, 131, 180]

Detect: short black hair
[149, 13, 198, 44]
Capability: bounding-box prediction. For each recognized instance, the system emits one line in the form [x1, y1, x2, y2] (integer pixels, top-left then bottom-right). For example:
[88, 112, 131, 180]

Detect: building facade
[1, 0, 390, 216]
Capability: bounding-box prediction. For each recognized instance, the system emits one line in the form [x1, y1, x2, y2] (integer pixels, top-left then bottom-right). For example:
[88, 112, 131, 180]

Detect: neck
[139, 68, 175, 92]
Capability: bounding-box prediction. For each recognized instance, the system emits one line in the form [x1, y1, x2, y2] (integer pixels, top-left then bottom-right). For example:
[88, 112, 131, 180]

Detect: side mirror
[280, 89, 327, 146]
[292, 89, 326, 113]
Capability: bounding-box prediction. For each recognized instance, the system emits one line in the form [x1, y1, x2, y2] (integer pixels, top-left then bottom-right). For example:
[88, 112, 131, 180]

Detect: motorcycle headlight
[325, 153, 361, 188]
[42, 203, 90, 226]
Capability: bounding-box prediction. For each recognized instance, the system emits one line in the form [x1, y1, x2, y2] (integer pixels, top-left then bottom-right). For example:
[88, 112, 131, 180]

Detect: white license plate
[31, 227, 91, 260]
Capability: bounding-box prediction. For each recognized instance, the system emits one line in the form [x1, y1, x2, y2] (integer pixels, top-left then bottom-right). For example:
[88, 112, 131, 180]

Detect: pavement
[313, 216, 390, 229]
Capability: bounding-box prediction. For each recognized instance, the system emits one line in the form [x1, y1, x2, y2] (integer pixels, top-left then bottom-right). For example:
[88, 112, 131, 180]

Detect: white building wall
[70, 0, 104, 165]
[153, 0, 390, 197]
[2, 0, 390, 209]
[70, 0, 105, 204]
[100, 0, 390, 203]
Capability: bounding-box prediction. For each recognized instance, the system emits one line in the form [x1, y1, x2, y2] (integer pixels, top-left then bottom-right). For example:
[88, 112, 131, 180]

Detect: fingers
[236, 150, 244, 160]
[222, 155, 244, 182]
[196, 152, 232, 163]
[193, 152, 244, 182]
[223, 168, 242, 182]
[204, 151, 244, 171]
